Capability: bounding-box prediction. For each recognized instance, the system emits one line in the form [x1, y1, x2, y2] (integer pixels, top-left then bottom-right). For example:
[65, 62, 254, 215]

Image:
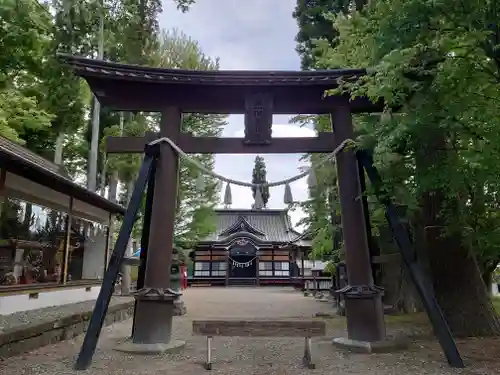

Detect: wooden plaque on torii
[244, 92, 273, 145]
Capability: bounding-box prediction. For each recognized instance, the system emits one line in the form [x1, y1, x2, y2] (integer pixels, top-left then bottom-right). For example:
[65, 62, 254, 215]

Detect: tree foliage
[293, 0, 366, 69]
[0, 0, 222, 249]
[0, 0, 54, 144]
[295, 0, 500, 335]
[251, 156, 270, 208]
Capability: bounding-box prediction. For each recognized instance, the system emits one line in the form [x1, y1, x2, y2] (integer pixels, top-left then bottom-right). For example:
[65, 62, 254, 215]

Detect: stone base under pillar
[332, 337, 408, 354]
[115, 339, 186, 354]
[173, 299, 187, 316]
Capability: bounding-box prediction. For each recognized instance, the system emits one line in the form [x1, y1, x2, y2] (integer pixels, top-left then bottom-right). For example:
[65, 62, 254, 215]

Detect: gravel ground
[0, 297, 134, 332]
[0, 287, 496, 375]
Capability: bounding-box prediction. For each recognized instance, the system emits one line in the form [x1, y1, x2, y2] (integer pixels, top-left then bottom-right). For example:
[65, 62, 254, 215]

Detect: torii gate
[59, 54, 463, 370]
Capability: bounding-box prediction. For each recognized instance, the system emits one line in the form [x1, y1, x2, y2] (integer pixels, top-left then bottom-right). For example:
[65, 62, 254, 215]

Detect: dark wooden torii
[63, 53, 385, 350]
[60, 54, 461, 370]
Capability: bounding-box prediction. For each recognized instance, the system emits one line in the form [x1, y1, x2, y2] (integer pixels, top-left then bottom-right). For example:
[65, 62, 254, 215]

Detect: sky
[159, 0, 314, 229]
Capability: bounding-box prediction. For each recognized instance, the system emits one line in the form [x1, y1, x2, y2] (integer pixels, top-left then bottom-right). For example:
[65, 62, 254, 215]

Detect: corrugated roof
[202, 209, 303, 243]
[0, 136, 125, 214]
[0, 137, 69, 177]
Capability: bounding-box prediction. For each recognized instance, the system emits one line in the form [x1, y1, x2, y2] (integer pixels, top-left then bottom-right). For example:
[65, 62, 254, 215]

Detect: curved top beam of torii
[58, 53, 384, 114]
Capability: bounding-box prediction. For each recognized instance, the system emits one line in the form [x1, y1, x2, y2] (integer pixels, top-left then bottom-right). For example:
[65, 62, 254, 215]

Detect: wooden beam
[88, 79, 384, 114]
[105, 132, 158, 153]
[106, 132, 338, 154]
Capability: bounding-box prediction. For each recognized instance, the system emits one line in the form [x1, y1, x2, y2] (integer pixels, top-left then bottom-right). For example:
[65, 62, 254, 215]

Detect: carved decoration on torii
[244, 92, 273, 145]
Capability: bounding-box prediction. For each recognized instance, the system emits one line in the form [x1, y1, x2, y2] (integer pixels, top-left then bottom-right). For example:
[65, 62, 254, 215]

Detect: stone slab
[332, 336, 409, 354]
[115, 339, 185, 354]
[192, 319, 326, 337]
[173, 299, 187, 316]
[0, 301, 134, 359]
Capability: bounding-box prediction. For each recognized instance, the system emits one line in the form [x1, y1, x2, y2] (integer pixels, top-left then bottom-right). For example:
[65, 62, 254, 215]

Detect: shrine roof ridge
[58, 54, 367, 86]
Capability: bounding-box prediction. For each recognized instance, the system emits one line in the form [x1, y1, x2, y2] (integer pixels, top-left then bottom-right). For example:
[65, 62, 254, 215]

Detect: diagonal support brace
[74, 151, 156, 370]
[356, 149, 464, 369]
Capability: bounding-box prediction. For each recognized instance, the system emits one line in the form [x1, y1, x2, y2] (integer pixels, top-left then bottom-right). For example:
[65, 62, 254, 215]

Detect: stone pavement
[0, 287, 491, 375]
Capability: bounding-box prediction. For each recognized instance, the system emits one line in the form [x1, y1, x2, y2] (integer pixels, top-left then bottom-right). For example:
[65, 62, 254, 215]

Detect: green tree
[152, 29, 224, 245]
[36, 0, 97, 161]
[314, 0, 500, 335]
[0, 0, 53, 144]
[251, 156, 270, 208]
[292, 1, 363, 264]
[293, 0, 366, 69]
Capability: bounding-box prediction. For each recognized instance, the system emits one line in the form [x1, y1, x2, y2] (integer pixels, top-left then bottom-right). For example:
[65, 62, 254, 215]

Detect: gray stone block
[192, 319, 326, 337]
[115, 339, 186, 354]
[332, 337, 409, 353]
[0, 301, 135, 359]
[173, 299, 187, 316]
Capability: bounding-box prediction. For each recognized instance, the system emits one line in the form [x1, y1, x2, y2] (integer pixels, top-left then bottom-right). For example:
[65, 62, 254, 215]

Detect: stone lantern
[171, 246, 186, 316]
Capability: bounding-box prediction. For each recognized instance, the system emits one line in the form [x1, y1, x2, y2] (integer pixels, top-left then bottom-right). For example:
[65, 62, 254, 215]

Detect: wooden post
[132, 107, 182, 345]
[301, 254, 305, 289]
[225, 250, 229, 286]
[62, 197, 73, 285]
[331, 103, 385, 343]
[255, 250, 260, 286]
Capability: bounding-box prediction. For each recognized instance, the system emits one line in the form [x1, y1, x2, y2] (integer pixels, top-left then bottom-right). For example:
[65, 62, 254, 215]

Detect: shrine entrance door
[228, 243, 257, 280]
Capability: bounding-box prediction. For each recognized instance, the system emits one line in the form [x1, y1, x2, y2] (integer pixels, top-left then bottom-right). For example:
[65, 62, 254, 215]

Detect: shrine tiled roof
[201, 209, 309, 245]
[0, 137, 68, 177]
[58, 54, 366, 86]
[0, 136, 124, 215]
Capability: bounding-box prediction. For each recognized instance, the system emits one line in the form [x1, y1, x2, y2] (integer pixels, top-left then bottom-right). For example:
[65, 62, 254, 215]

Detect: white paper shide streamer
[229, 257, 256, 268]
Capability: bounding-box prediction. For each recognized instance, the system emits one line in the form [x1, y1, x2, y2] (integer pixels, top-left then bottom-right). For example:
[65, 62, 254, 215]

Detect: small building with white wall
[0, 136, 124, 315]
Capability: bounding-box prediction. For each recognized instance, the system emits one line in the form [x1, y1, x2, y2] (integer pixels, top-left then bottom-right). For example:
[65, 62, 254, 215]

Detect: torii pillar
[118, 107, 185, 353]
[331, 102, 386, 349]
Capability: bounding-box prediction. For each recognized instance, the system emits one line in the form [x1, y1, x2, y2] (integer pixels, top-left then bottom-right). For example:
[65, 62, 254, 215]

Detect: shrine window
[0, 198, 67, 287]
[211, 262, 227, 277]
[259, 261, 273, 276]
[65, 217, 108, 283]
[274, 262, 290, 277]
[0, 139, 122, 302]
[194, 262, 210, 276]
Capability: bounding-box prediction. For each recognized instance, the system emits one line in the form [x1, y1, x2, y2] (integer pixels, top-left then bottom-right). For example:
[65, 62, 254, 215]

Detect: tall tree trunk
[483, 270, 493, 296]
[416, 131, 500, 337]
[23, 203, 32, 238]
[54, 132, 64, 165]
[107, 171, 118, 275]
[398, 266, 423, 313]
[121, 179, 134, 295]
[479, 262, 499, 296]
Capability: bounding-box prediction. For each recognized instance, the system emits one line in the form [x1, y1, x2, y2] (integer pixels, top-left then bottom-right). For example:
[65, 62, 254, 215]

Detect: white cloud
[159, 0, 300, 70]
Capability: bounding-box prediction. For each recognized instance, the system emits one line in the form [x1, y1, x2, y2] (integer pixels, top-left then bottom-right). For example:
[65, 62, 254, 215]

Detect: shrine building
[0, 136, 123, 315]
[189, 208, 311, 286]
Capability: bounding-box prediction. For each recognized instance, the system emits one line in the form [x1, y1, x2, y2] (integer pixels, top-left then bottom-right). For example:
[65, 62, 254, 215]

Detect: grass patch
[317, 312, 430, 329]
[385, 312, 429, 326]
[493, 297, 500, 315]
[130, 266, 138, 281]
